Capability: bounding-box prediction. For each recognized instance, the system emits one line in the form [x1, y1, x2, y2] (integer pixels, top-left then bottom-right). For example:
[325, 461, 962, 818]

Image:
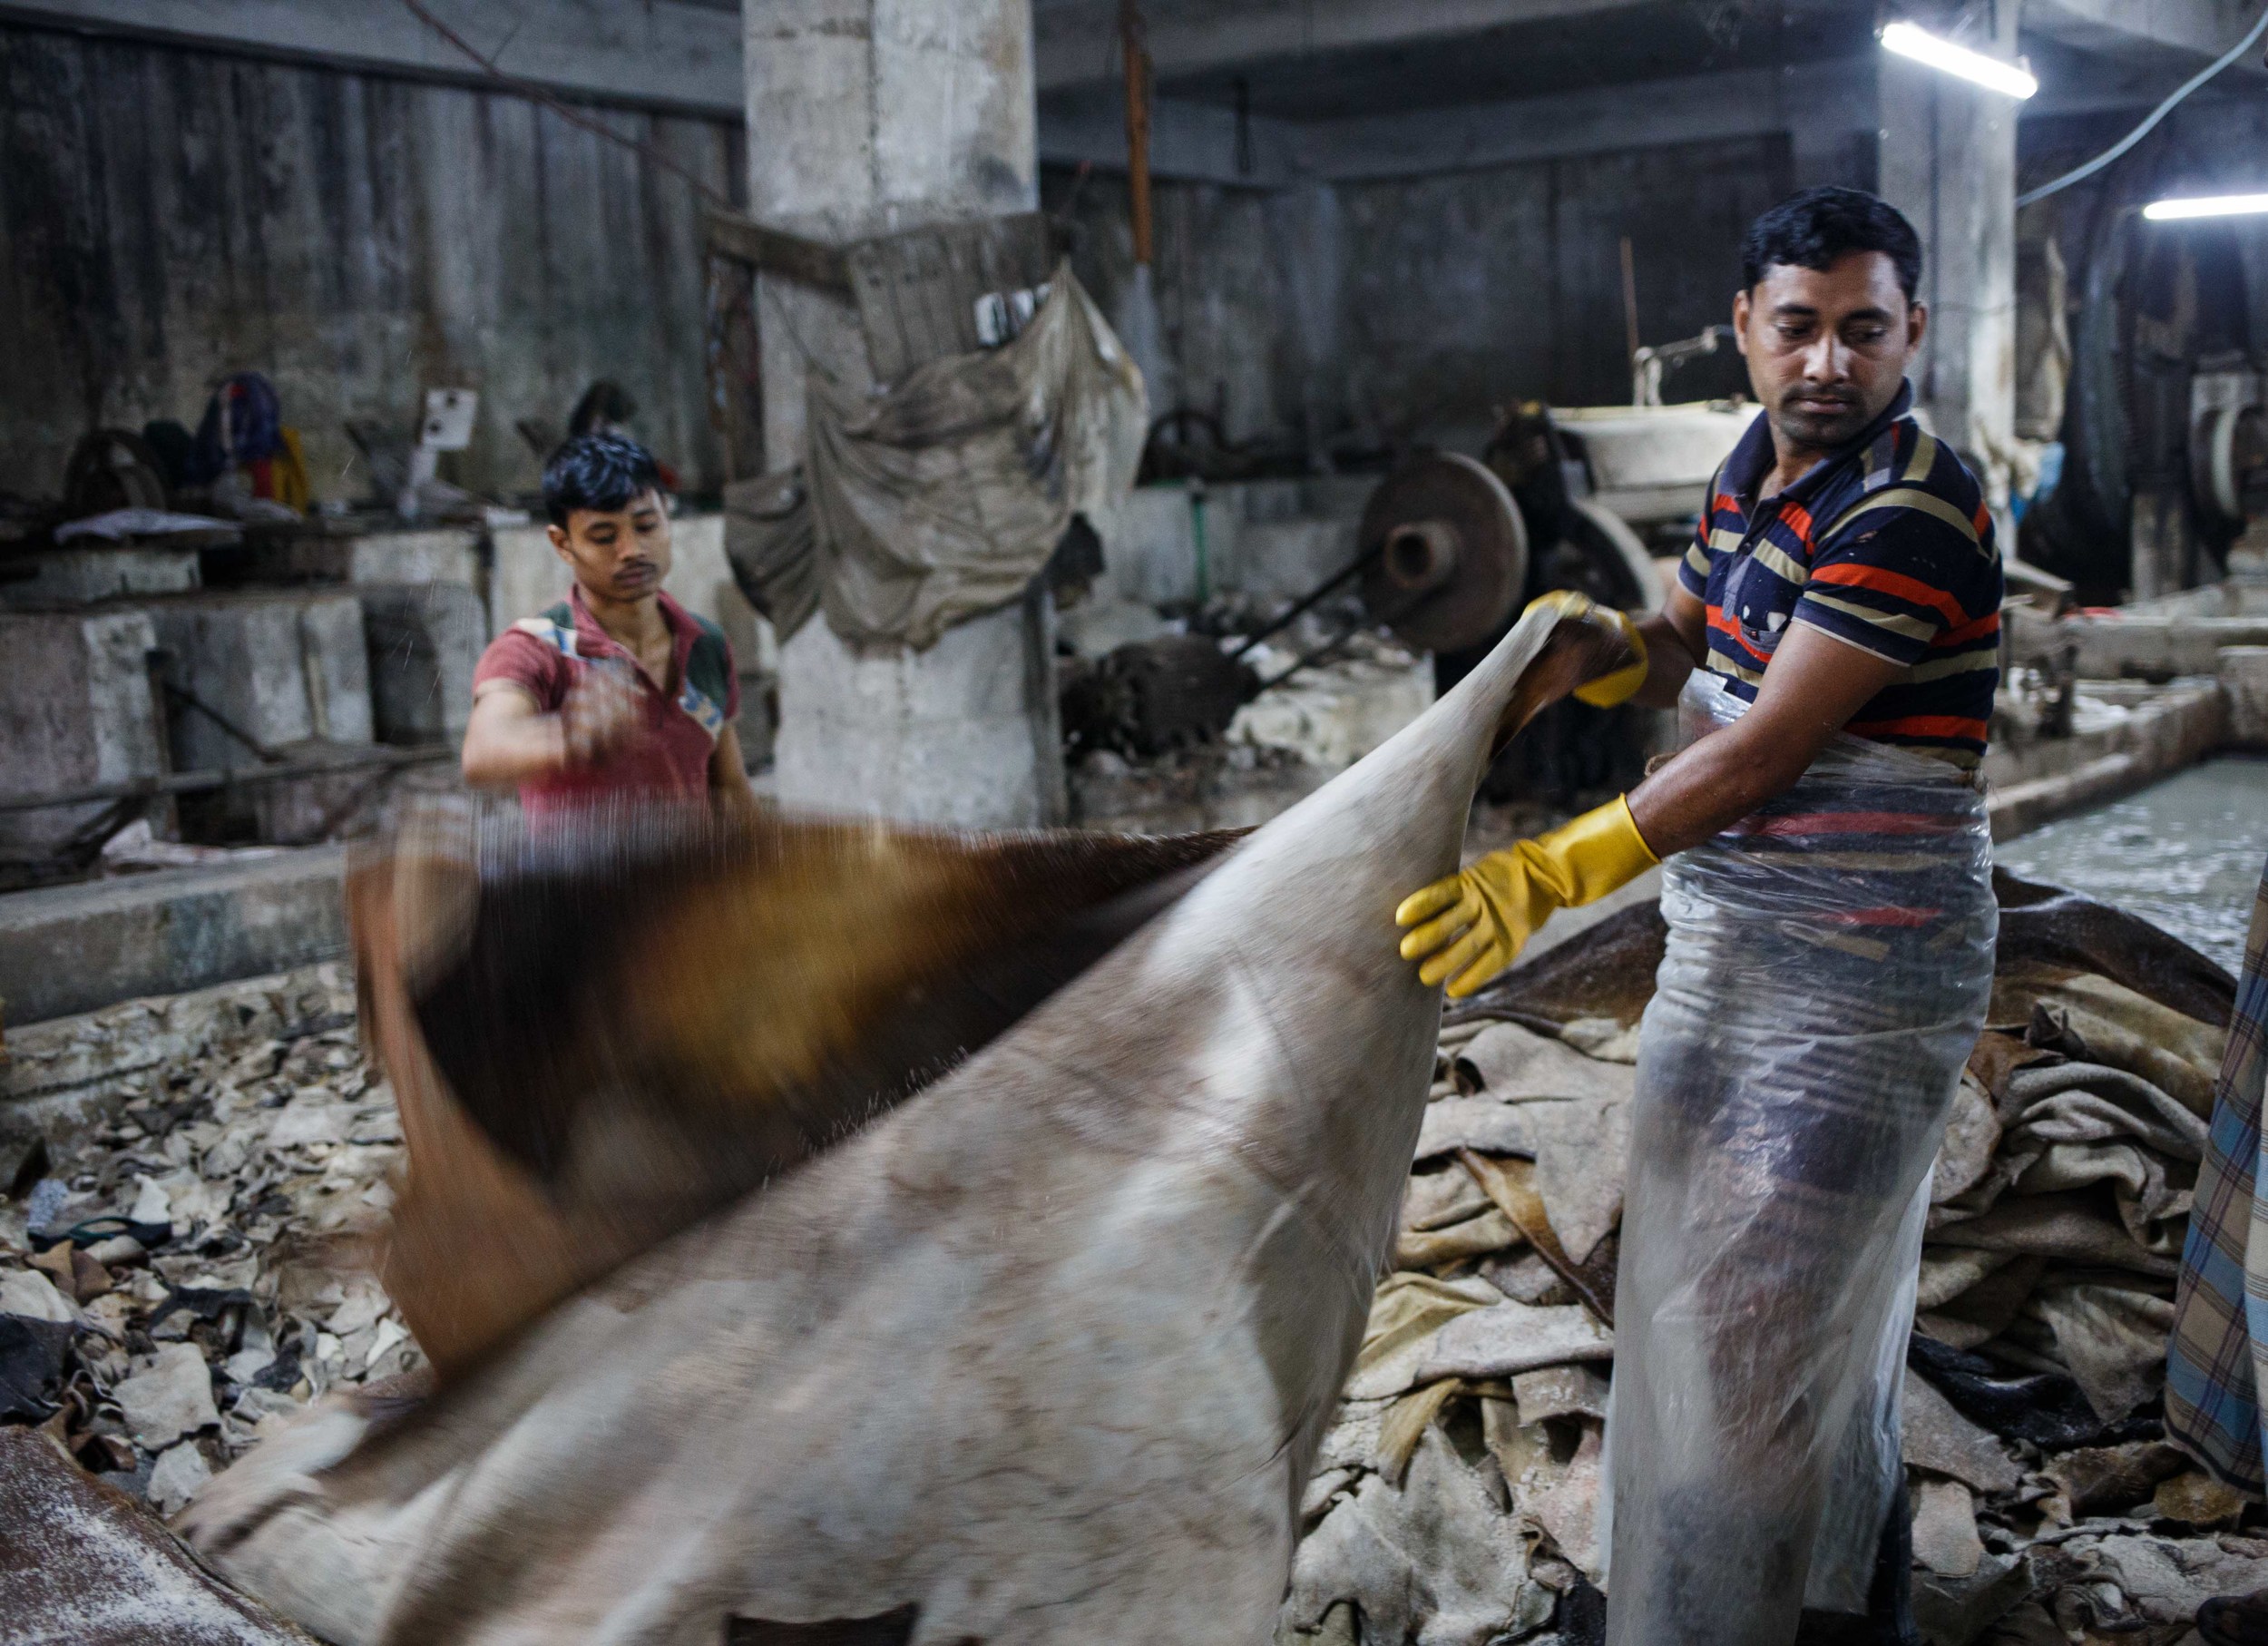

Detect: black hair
[1740, 186, 1923, 304]
[543, 432, 662, 526]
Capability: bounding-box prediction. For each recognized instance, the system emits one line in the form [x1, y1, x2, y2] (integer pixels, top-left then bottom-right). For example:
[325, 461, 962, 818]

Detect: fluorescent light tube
[2144, 192, 2268, 220]
[1881, 21, 2038, 100]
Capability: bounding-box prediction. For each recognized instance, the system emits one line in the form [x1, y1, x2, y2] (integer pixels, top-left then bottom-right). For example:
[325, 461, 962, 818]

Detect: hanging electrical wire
[2017, 4, 2268, 209]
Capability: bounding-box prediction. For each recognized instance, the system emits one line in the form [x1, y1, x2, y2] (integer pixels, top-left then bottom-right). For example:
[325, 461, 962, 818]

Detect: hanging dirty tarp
[720, 466, 820, 640]
[724, 263, 1145, 650]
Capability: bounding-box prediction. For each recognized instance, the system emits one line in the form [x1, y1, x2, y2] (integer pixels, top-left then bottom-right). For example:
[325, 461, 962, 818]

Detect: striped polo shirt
[1679, 382, 2003, 768]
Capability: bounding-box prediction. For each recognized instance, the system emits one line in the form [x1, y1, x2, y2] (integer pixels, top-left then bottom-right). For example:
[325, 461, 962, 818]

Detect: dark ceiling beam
[1034, 0, 1648, 93]
[1298, 58, 1875, 181]
[0, 0, 746, 119]
[1038, 89, 1310, 186]
[1036, 59, 1881, 185]
[2023, 0, 2268, 67]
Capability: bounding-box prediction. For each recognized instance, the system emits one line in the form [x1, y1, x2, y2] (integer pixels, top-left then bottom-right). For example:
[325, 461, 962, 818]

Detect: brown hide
[366, 808, 1240, 1377]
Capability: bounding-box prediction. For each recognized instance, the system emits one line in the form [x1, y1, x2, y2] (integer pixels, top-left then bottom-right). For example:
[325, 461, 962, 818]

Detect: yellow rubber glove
[1528, 589, 1649, 708]
[1395, 795, 1658, 998]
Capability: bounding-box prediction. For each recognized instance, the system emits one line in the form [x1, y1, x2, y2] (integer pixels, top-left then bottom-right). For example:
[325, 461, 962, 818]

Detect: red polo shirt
[472, 586, 738, 818]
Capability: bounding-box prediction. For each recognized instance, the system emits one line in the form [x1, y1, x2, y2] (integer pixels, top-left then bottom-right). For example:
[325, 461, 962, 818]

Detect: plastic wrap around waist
[1662, 672, 1996, 970]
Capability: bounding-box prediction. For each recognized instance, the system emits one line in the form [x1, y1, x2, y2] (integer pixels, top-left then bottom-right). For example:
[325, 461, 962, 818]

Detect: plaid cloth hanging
[2167, 856, 2268, 1494]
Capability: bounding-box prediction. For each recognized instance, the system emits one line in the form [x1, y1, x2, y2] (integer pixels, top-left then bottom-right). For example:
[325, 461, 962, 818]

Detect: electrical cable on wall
[2016, 3, 2268, 208]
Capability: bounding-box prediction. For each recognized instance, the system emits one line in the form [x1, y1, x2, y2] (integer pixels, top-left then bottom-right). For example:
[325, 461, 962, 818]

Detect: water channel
[1998, 755, 2268, 975]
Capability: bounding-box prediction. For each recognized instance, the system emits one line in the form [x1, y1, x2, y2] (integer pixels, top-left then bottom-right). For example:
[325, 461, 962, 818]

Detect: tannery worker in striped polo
[462, 433, 758, 818]
[1396, 188, 2004, 1646]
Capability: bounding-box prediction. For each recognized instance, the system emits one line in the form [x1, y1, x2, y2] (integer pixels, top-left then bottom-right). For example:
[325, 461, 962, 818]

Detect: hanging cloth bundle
[1601, 672, 1998, 1642]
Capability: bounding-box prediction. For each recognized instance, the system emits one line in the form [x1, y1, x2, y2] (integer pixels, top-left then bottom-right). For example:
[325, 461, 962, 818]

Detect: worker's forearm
[460, 716, 571, 789]
[1624, 717, 1808, 860]
[1625, 610, 1700, 710]
[707, 726, 758, 818]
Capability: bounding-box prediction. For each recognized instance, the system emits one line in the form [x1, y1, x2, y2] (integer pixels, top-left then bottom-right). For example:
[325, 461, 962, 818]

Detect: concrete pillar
[747, 0, 1061, 826]
[1878, 2, 2019, 526]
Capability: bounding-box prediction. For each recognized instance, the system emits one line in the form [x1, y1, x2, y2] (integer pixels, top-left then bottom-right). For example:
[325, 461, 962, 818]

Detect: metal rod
[162, 681, 283, 764]
[1228, 541, 1383, 661]
[1253, 584, 1432, 697]
[1120, 0, 1154, 267]
[0, 747, 455, 815]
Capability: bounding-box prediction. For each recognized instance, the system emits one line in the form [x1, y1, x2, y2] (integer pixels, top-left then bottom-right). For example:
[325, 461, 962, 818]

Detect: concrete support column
[1878, 2, 2020, 527]
[747, 0, 1062, 826]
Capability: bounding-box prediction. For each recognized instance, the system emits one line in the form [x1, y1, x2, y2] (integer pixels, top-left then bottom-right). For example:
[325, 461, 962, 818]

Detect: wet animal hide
[0, 1426, 314, 1644]
[1461, 867, 2236, 1034]
[181, 606, 1631, 1644]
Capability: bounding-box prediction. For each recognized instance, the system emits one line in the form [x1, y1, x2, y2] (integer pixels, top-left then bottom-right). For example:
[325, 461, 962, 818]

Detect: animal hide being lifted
[179, 605, 1631, 1645]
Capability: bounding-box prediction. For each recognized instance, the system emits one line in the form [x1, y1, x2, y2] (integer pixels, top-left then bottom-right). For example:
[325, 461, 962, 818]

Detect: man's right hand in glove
[1392, 589, 1919, 999]
[1395, 796, 1658, 997]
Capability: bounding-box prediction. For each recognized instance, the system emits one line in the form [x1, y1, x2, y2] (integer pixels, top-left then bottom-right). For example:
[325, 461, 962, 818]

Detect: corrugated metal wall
[0, 24, 743, 505]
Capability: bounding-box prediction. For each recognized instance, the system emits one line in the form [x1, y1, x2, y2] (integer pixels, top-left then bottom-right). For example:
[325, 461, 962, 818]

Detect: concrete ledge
[0, 847, 348, 1028]
[2058, 615, 2268, 681]
[1987, 682, 2228, 842]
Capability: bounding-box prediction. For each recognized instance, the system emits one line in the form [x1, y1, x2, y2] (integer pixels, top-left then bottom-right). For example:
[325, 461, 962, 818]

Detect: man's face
[1734, 251, 1925, 455]
[549, 488, 672, 603]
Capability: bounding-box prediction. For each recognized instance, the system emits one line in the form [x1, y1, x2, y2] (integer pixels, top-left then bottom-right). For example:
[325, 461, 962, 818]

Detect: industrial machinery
[1063, 454, 1529, 759]
[2024, 209, 2268, 600]
[1061, 407, 1699, 799]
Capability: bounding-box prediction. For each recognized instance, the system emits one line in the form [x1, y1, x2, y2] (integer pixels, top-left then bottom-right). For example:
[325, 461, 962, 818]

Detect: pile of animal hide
[0, 969, 409, 1501]
[1277, 873, 2263, 1646]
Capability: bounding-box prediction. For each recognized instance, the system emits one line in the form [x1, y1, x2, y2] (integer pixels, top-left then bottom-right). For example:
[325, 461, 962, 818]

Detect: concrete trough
[149, 591, 375, 767]
[0, 609, 167, 857]
[0, 847, 347, 1028]
[1986, 680, 2229, 842]
[361, 582, 484, 746]
[1987, 571, 2268, 835]
[0, 546, 200, 608]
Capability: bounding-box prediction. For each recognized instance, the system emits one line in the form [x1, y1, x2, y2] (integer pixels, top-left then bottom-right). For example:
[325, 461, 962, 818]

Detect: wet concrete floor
[1998, 754, 2268, 975]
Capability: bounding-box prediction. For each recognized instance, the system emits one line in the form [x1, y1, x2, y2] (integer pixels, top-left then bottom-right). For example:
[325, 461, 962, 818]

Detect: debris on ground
[0, 871, 2258, 1645]
[0, 966, 418, 1511]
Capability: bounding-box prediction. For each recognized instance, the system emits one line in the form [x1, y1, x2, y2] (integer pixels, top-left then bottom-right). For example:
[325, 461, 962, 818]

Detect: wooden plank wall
[0, 23, 743, 505]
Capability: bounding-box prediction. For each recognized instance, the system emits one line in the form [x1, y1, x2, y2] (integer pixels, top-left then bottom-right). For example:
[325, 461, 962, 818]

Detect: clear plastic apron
[1599, 673, 1996, 1642]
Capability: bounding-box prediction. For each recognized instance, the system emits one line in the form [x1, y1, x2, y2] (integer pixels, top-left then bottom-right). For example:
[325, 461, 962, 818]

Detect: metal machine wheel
[1354, 453, 1529, 655]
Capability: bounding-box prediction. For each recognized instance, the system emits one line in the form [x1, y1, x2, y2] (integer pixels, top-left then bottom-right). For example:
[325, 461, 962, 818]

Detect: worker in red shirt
[463, 434, 758, 818]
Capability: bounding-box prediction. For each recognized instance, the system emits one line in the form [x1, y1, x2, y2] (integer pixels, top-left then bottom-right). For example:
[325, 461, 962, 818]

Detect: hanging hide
[181, 606, 1630, 1645]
